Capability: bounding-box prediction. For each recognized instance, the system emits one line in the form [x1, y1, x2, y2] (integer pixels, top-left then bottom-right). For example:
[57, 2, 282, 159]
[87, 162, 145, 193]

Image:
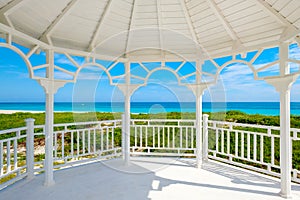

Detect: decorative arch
[144, 67, 181, 86]
[0, 43, 34, 78]
[74, 62, 116, 85]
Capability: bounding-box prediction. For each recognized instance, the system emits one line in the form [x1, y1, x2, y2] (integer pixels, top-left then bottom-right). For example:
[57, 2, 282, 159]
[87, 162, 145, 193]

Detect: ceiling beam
[255, 0, 299, 42]
[124, 0, 136, 57]
[39, 0, 79, 45]
[180, 0, 209, 58]
[0, 0, 28, 28]
[88, 0, 113, 52]
[205, 0, 242, 45]
[156, 0, 165, 62]
[255, 0, 294, 27]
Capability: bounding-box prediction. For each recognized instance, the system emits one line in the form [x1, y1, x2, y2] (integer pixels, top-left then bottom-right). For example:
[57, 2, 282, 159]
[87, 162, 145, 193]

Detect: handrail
[1, 118, 300, 189]
[206, 119, 300, 183]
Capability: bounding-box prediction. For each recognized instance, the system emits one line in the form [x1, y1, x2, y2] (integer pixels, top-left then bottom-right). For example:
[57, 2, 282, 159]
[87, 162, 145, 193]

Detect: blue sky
[0, 44, 299, 103]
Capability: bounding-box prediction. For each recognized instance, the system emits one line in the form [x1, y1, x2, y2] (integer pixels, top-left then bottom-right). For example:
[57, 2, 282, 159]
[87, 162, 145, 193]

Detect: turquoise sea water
[0, 102, 300, 116]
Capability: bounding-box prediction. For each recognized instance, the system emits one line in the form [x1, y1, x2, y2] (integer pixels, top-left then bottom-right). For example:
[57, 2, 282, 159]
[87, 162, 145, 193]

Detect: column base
[44, 179, 55, 187]
[279, 191, 292, 199]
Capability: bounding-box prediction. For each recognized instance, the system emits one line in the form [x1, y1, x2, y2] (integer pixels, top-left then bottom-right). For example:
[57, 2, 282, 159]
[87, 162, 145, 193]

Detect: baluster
[180, 127, 182, 149]
[235, 131, 238, 157]
[135, 126, 137, 147]
[185, 127, 188, 149]
[0, 142, 3, 175]
[140, 126, 143, 148]
[88, 129, 91, 154]
[271, 136, 275, 166]
[241, 132, 244, 158]
[13, 139, 18, 174]
[253, 134, 257, 161]
[260, 135, 264, 163]
[216, 129, 219, 152]
[71, 131, 74, 157]
[54, 133, 57, 158]
[172, 127, 175, 148]
[221, 129, 224, 153]
[227, 130, 230, 155]
[153, 127, 155, 148]
[158, 127, 160, 148]
[167, 127, 170, 148]
[62, 131, 65, 159]
[101, 129, 104, 152]
[112, 128, 114, 149]
[77, 131, 79, 157]
[82, 131, 85, 154]
[145, 126, 148, 148]
[93, 129, 96, 153]
[163, 127, 165, 148]
[7, 140, 11, 172]
[247, 133, 250, 160]
[106, 127, 109, 150]
[191, 126, 194, 149]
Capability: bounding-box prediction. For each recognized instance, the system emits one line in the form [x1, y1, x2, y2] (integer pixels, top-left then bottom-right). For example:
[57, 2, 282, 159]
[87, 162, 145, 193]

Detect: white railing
[0, 126, 28, 187]
[130, 119, 196, 156]
[52, 120, 122, 167]
[206, 119, 300, 183]
[0, 119, 122, 189]
[1, 116, 300, 189]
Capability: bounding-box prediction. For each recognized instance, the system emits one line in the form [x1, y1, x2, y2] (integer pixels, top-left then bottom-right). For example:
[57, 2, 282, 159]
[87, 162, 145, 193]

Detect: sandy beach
[0, 110, 44, 114]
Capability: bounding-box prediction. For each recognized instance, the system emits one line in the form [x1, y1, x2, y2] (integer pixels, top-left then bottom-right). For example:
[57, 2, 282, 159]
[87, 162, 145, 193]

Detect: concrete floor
[1, 157, 300, 200]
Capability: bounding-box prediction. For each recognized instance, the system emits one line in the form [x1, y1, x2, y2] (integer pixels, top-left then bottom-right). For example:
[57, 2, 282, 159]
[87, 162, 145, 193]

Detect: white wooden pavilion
[0, 0, 300, 199]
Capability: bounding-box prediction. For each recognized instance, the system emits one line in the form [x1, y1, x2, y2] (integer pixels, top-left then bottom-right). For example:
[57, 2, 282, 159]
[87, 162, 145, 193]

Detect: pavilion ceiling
[0, 0, 299, 61]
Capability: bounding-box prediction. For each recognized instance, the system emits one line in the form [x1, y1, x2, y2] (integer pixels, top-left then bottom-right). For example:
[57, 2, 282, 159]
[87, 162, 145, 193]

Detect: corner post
[203, 114, 209, 161]
[124, 61, 131, 166]
[264, 42, 299, 199]
[121, 114, 125, 160]
[195, 87, 203, 168]
[117, 61, 141, 166]
[192, 59, 208, 168]
[25, 118, 35, 180]
[37, 49, 67, 186]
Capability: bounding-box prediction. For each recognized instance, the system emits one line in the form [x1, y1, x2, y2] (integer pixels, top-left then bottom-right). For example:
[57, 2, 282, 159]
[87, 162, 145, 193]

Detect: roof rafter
[254, 0, 299, 41]
[39, 0, 79, 45]
[124, 0, 136, 57]
[179, 0, 209, 58]
[88, 0, 113, 52]
[156, 0, 165, 62]
[205, 0, 242, 48]
[0, 0, 28, 28]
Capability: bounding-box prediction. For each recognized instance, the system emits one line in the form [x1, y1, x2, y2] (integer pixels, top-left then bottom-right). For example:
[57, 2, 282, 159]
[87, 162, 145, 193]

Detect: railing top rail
[0, 126, 27, 135]
[53, 119, 122, 127]
[207, 120, 282, 130]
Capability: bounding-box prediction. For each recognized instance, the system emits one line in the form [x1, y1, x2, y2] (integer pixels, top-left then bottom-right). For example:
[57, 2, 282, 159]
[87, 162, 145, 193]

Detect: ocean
[0, 102, 300, 116]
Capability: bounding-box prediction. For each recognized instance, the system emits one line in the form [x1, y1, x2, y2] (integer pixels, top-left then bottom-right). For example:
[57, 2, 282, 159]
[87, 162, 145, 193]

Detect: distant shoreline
[0, 102, 299, 116]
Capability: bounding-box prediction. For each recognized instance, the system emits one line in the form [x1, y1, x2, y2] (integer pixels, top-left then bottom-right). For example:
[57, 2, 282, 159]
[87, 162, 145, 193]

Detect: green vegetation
[1, 110, 300, 184]
[1, 110, 299, 130]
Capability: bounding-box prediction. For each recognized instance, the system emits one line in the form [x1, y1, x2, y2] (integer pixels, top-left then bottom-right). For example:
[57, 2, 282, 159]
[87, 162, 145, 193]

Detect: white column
[279, 86, 291, 198]
[25, 118, 35, 180]
[203, 114, 209, 161]
[44, 49, 55, 186]
[194, 60, 207, 168]
[196, 89, 203, 168]
[44, 87, 55, 186]
[38, 50, 66, 186]
[265, 78, 297, 199]
[121, 114, 125, 160]
[124, 61, 131, 166]
[264, 42, 299, 198]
